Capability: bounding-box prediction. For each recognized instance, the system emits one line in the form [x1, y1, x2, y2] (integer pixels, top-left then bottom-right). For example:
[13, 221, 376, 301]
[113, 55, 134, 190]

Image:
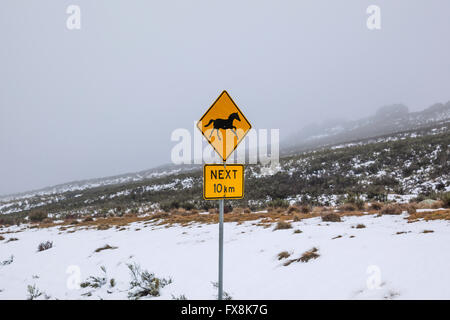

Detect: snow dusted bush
[267, 199, 289, 209]
[27, 284, 44, 300]
[37, 241, 53, 252]
[212, 282, 232, 300]
[1, 255, 14, 266]
[127, 263, 172, 300]
[80, 266, 108, 289]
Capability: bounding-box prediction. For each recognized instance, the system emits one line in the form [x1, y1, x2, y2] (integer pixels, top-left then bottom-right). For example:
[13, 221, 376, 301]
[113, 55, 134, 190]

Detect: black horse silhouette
[204, 112, 241, 141]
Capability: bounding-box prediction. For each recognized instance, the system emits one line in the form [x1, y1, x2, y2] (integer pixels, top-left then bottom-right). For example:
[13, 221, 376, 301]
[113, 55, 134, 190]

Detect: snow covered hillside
[283, 101, 450, 153]
[1, 210, 450, 300]
[1, 121, 448, 219]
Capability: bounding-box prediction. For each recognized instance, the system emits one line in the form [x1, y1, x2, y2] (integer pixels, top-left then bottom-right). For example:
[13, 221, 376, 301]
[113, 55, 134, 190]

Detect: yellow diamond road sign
[197, 91, 252, 161]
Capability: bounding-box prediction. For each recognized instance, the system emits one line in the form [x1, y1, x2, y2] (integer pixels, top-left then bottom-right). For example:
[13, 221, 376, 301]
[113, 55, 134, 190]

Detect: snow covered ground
[1, 212, 450, 300]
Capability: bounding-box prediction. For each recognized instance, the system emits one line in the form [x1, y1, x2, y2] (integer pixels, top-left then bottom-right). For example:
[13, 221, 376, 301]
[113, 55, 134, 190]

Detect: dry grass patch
[95, 244, 118, 253]
[321, 213, 341, 222]
[293, 229, 302, 234]
[232, 207, 244, 214]
[332, 235, 342, 239]
[401, 203, 417, 214]
[370, 202, 383, 210]
[300, 205, 311, 214]
[355, 224, 366, 229]
[422, 230, 434, 234]
[277, 251, 291, 260]
[418, 200, 444, 209]
[338, 203, 357, 212]
[97, 224, 111, 231]
[299, 247, 320, 262]
[273, 221, 292, 231]
[380, 203, 402, 215]
[287, 205, 300, 214]
[407, 209, 450, 222]
[283, 247, 320, 266]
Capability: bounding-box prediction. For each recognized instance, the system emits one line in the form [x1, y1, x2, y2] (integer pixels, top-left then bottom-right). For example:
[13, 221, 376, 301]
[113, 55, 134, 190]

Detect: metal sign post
[218, 197, 224, 300]
[197, 90, 251, 301]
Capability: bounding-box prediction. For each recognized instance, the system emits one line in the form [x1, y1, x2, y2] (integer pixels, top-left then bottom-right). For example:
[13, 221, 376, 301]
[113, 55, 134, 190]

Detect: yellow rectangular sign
[203, 164, 244, 200]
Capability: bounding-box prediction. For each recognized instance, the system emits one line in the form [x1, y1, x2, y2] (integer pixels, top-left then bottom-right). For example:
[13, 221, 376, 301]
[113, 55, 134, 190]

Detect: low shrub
[1, 255, 14, 266]
[300, 205, 311, 214]
[355, 224, 366, 229]
[127, 263, 172, 300]
[380, 203, 402, 215]
[151, 212, 170, 220]
[402, 203, 417, 214]
[370, 202, 383, 210]
[321, 213, 341, 222]
[27, 284, 43, 300]
[417, 199, 444, 209]
[243, 208, 251, 214]
[29, 211, 47, 222]
[273, 221, 292, 231]
[287, 206, 300, 214]
[283, 247, 320, 266]
[277, 251, 291, 260]
[37, 241, 53, 252]
[338, 203, 357, 212]
[41, 218, 53, 224]
[267, 199, 289, 209]
[232, 207, 244, 214]
[299, 247, 320, 263]
[440, 192, 450, 208]
[80, 266, 108, 289]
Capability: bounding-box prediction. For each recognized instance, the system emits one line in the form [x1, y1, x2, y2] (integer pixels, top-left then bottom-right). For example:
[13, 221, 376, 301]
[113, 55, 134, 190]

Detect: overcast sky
[1, 0, 449, 195]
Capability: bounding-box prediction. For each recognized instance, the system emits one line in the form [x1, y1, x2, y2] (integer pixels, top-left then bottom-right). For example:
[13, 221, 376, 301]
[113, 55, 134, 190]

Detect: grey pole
[218, 197, 224, 300]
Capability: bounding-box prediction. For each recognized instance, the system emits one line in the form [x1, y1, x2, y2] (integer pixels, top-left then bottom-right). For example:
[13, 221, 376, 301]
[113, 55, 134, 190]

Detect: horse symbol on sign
[204, 112, 241, 141]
